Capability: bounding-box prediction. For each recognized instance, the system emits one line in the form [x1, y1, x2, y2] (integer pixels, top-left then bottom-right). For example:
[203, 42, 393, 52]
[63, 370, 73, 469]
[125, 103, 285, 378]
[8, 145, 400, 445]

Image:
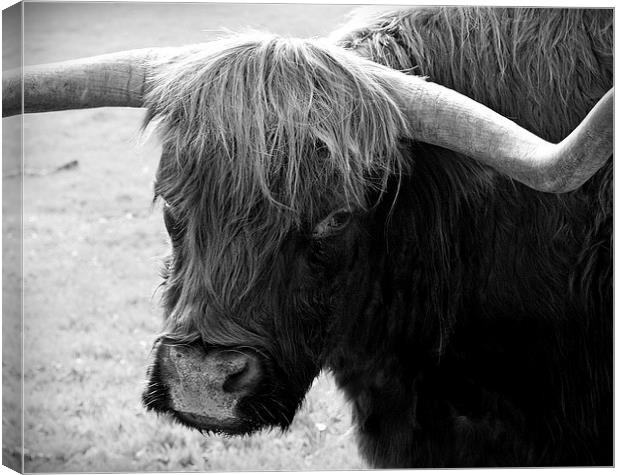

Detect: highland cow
[3, 7, 613, 468]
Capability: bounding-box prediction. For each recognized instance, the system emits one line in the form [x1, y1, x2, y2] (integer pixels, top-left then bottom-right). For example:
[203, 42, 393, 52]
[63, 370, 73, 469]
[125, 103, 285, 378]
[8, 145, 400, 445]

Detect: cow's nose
[166, 345, 261, 393]
[144, 342, 265, 431]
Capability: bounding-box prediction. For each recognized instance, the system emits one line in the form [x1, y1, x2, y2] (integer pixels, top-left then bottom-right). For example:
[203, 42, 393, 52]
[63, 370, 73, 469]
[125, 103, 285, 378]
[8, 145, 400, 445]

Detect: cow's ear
[312, 208, 352, 239]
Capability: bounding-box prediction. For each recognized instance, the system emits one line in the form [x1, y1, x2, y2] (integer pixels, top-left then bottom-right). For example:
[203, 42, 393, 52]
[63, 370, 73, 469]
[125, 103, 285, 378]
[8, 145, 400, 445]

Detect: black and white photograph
[2, 2, 614, 472]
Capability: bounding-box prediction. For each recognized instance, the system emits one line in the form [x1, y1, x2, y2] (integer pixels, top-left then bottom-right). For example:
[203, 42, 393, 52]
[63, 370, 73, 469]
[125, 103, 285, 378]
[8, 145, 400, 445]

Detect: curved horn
[390, 72, 613, 193]
[2, 48, 168, 117]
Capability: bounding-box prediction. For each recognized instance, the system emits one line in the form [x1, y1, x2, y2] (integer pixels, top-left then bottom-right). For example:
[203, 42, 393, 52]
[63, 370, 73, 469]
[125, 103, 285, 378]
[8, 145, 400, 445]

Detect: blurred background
[3, 2, 378, 471]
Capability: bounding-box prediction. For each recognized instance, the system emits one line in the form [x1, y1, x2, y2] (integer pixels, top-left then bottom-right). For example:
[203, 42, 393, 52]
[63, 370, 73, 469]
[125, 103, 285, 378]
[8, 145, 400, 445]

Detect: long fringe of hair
[144, 33, 410, 320]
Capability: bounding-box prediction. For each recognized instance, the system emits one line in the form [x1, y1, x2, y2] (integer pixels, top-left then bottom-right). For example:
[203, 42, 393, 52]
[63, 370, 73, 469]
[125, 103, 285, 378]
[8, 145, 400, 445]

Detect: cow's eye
[312, 208, 352, 238]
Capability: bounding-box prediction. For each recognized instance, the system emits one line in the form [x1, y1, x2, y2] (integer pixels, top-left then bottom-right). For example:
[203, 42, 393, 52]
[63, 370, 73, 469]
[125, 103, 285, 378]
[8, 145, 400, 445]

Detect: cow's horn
[4, 46, 613, 194]
[2, 48, 173, 117]
[394, 73, 613, 193]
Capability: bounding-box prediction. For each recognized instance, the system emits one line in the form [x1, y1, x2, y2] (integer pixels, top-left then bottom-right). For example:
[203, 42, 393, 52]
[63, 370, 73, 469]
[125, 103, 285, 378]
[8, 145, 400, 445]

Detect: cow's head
[141, 35, 411, 434]
[3, 33, 612, 436]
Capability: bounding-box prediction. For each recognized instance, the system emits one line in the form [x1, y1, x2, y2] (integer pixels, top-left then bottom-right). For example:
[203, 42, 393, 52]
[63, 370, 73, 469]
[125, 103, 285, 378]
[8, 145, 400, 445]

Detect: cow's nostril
[222, 354, 261, 394]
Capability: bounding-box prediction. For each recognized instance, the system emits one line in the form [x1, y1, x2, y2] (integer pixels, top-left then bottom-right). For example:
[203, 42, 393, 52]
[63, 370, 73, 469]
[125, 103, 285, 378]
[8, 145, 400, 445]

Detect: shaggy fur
[143, 7, 612, 467]
[331, 7, 613, 466]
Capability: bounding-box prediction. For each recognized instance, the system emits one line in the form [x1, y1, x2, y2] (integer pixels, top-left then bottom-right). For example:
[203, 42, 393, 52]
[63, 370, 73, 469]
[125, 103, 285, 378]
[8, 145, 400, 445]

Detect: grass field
[3, 3, 373, 471]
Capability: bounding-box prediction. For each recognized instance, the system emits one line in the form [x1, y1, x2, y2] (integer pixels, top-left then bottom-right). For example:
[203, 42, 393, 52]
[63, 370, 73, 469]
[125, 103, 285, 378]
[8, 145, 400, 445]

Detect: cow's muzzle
[143, 341, 262, 433]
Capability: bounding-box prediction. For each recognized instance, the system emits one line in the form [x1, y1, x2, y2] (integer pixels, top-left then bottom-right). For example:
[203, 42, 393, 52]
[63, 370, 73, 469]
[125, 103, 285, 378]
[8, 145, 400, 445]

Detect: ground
[3, 3, 368, 471]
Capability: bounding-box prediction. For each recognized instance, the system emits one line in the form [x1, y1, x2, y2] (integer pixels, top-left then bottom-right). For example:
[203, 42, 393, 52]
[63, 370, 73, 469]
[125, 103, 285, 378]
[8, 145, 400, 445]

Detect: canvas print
[2, 2, 613, 472]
